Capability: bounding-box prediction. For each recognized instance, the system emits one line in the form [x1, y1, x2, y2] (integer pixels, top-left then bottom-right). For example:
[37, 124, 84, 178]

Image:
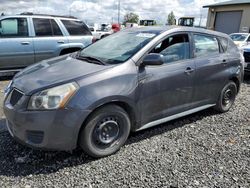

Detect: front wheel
[214, 81, 237, 112]
[79, 105, 131, 158]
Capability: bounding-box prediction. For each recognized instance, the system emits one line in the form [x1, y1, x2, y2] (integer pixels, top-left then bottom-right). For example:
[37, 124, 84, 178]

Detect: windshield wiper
[76, 53, 106, 65]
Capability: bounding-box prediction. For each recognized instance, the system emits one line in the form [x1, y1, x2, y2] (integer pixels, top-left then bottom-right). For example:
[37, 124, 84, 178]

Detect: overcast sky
[0, 0, 225, 26]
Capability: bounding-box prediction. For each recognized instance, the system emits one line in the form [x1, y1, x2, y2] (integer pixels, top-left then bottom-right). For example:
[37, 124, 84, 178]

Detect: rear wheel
[214, 81, 237, 112]
[79, 105, 131, 158]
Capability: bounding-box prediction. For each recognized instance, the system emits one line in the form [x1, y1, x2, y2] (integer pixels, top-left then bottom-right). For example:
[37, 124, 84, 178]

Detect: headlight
[28, 82, 78, 110]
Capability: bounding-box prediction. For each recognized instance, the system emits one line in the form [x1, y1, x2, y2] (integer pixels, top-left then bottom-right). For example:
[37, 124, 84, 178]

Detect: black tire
[214, 81, 237, 113]
[79, 105, 131, 158]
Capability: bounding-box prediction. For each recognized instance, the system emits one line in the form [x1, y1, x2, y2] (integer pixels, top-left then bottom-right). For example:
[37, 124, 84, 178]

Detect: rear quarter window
[228, 39, 240, 54]
[218, 37, 228, 52]
[61, 20, 91, 36]
[194, 34, 219, 57]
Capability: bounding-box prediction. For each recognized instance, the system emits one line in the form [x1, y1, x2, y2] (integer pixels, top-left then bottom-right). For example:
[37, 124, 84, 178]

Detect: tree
[123, 12, 139, 24]
[167, 11, 176, 25]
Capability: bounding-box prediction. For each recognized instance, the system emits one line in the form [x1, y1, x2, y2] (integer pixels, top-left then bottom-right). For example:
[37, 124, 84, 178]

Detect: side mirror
[141, 53, 164, 66]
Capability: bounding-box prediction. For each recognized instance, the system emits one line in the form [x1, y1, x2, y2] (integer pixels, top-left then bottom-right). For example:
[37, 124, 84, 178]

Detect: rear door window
[0, 18, 28, 37]
[33, 18, 52, 36]
[51, 20, 63, 36]
[33, 18, 63, 36]
[61, 20, 91, 36]
[194, 34, 219, 57]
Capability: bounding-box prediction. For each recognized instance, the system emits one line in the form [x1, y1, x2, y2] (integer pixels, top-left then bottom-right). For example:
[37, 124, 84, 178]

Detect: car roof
[230, 33, 250, 35]
[0, 15, 80, 21]
[123, 26, 229, 38]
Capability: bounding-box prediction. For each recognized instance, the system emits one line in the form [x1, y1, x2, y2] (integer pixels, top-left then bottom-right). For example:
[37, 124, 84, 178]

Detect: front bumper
[3, 93, 90, 151]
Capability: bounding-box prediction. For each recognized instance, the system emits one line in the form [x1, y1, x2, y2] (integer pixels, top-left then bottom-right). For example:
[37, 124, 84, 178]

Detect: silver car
[0, 13, 93, 75]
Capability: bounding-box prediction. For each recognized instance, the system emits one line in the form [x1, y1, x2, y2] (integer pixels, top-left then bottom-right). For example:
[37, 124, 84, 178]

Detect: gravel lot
[0, 77, 249, 188]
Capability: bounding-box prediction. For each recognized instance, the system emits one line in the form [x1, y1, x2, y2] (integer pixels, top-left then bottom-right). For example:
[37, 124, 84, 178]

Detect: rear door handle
[57, 40, 65, 44]
[21, 42, 30, 45]
[184, 67, 194, 74]
[222, 59, 227, 65]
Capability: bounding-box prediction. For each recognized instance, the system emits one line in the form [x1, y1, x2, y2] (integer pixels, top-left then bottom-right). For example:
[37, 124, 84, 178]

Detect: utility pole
[199, 8, 203, 27]
[199, 13, 202, 27]
[118, 0, 120, 24]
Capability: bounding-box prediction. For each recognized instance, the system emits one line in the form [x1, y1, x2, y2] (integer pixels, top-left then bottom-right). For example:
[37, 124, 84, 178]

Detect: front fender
[67, 60, 140, 122]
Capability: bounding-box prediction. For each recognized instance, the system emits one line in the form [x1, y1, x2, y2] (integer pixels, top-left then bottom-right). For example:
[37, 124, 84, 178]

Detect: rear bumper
[4, 103, 90, 151]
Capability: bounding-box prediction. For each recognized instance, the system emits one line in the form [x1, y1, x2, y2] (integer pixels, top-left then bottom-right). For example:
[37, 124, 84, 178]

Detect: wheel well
[77, 101, 137, 145]
[230, 77, 240, 93]
[60, 48, 81, 55]
[113, 101, 137, 127]
[101, 34, 109, 39]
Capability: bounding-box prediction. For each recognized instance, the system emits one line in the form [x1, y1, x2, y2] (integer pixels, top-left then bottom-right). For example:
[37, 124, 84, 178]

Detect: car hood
[12, 54, 113, 94]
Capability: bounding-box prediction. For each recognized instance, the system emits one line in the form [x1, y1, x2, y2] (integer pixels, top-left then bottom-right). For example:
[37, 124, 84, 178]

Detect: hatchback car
[0, 13, 93, 76]
[3, 26, 243, 158]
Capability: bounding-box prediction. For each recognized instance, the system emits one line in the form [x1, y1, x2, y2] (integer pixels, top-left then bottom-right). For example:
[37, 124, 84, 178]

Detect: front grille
[26, 131, 44, 144]
[10, 89, 23, 106]
[243, 52, 250, 63]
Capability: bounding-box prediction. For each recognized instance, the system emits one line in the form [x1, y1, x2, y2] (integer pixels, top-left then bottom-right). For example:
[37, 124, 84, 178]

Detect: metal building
[204, 0, 250, 34]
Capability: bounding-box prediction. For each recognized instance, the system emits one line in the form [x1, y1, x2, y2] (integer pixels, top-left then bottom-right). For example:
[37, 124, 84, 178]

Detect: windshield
[80, 31, 157, 64]
[230, 34, 248, 41]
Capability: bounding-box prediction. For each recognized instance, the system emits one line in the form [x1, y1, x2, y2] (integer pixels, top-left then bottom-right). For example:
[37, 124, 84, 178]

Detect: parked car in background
[0, 13, 93, 76]
[139, 19, 157, 26]
[4, 26, 243, 158]
[241, 45, 250, 74]
[125, 22, 139, 28]
[229, 33, 250, 48]
[89, 26, 113, 40]
[111, 23, 121, 33]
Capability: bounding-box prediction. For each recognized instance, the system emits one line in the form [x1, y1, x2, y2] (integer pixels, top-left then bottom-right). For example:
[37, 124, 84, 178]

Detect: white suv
[0, 13, 93, 75]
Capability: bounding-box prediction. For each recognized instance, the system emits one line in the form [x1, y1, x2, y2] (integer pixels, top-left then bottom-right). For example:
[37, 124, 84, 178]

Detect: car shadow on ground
[0, 108, 218, 177]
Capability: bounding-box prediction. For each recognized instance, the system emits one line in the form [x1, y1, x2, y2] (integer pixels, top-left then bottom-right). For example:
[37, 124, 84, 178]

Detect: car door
[32, 18, 69, 63]
[0, 17, 34, 69]
[192, 33, 228, 105]
[138, 33, 195, 125]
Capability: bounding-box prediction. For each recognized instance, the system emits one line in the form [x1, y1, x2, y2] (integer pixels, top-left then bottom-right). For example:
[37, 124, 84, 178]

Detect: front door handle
[184, 67, 194, 74]
[21, 41, 30, 45]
